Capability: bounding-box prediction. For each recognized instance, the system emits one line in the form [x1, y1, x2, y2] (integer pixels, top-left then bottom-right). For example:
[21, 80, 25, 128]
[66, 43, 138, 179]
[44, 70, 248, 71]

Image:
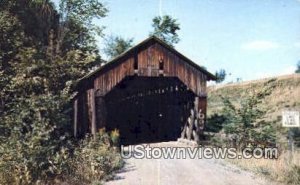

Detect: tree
[215, 69, 226, 83]
[57, 0, 108, 55]
[150, 15, 180, 46]
[0, 11, 25, 71]
[103, 35, 133, 59]
[221, 79, 277, 149]
[296, 61, 300, 73]
[0, 0, 110, 183]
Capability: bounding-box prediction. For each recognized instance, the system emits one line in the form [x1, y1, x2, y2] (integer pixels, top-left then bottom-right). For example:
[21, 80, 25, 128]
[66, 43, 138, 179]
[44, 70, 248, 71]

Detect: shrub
[205, 113, 226, 133]
[0, 94, 72, 184]
[0, 115, 123, 185]
[221, 79, 277, 149]
[67, 131, 124, 184]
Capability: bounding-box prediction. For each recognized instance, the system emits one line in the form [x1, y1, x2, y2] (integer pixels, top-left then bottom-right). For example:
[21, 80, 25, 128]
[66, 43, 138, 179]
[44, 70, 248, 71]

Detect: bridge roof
[81, 36, 216, 82]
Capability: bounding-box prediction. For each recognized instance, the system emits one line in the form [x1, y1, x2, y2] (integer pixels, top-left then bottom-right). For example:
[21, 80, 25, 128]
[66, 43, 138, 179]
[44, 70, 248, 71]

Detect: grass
[208, 74, 300, 118]
[208, 74, 300, 184]
[226, 151, 300, 185]
[207, 74, 300, 147]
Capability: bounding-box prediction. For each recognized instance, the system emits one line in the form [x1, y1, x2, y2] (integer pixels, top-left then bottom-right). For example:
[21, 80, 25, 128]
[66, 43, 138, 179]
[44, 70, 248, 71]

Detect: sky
[55, 0, 300, 82]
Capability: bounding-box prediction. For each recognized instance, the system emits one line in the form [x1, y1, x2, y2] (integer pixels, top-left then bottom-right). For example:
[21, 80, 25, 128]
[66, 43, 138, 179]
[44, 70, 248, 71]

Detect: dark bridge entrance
[73, 36, 215, 145]
[104, 76, 195, 145]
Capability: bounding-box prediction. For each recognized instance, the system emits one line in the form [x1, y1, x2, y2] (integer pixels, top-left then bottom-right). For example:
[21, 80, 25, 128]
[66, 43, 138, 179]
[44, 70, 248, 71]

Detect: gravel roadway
[105, 142, 281, 185]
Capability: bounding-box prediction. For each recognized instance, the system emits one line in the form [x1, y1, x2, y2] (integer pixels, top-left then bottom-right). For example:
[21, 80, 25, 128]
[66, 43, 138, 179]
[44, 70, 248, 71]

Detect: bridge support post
[180, 95, 206, 144]
[198, 96, 206, 140]
[91, 89, 97, 138]
[193, 97, 200, 143]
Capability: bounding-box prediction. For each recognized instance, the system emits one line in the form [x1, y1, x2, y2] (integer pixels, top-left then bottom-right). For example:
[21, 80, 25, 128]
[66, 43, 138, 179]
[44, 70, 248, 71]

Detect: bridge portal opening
[103, 76, 196, 145]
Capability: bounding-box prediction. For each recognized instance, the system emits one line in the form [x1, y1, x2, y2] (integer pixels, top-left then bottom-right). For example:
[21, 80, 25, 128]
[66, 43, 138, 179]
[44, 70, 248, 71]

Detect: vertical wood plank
[91, 89, 97, 138]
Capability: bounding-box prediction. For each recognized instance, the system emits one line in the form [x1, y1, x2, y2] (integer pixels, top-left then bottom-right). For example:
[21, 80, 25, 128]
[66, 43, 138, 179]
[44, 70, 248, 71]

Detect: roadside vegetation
[206, 74, 300, 184]
[0, 130, 123, 184]
[0, 1, 124, 184]
[228, 151, 300, 185]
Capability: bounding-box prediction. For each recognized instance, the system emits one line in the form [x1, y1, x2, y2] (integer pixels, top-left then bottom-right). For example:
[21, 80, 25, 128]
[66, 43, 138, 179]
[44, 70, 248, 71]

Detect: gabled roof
[80, 36, 216, 82]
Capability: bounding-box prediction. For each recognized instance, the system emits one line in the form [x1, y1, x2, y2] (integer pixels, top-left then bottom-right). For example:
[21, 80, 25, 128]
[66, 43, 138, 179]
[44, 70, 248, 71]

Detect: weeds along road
[106, 142, 281, 185]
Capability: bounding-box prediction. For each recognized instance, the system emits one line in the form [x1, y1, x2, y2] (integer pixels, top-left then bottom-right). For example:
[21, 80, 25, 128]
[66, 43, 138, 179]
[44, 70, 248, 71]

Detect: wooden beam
[194, 96, 200, 143]
[197, 96, 207, 140]
[91, 89, 97, 138]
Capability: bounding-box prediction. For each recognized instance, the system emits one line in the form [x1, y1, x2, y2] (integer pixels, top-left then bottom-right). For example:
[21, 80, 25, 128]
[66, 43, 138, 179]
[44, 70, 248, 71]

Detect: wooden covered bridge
[73, 36, 216, 144]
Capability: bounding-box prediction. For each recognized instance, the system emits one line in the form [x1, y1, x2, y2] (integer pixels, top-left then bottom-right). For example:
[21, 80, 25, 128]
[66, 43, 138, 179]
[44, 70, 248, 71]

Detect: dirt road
[106, 142, 280, 185]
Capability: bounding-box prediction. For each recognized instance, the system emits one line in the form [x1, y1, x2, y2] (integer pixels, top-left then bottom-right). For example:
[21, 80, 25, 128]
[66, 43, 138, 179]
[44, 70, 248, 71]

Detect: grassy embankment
[207, 74, 300, 184]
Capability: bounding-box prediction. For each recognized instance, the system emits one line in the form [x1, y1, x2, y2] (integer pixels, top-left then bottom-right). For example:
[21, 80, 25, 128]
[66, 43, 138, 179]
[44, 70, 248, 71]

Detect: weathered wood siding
[94, 57, 135, 96]
[73, 37, 213, 139]
[92, 42, 207, 97]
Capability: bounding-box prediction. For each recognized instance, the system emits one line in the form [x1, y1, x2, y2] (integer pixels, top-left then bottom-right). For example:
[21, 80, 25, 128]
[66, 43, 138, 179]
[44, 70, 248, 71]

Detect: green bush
[0, 94, 72, 184]
[0, 1, 118, 184]
[221, 79, 277, 149]
[66, 131, 124, 184]
[0, 126, 123, 185]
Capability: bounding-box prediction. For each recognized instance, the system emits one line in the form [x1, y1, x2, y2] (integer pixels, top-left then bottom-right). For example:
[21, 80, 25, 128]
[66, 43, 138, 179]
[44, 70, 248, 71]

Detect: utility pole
[159, 0, 162, 17]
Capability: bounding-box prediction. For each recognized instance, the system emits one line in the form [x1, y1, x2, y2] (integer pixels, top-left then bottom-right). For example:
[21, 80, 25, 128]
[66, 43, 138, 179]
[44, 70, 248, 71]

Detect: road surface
[106, 142, 280, 185]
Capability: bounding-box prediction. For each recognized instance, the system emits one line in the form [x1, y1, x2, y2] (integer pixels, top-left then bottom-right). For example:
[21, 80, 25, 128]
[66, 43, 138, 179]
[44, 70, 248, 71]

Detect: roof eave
[78, 36, 217, 84]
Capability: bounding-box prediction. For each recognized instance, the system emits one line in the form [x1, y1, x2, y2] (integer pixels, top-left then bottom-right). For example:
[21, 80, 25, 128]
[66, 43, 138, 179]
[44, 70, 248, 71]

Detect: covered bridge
[73, 36, 216, 144]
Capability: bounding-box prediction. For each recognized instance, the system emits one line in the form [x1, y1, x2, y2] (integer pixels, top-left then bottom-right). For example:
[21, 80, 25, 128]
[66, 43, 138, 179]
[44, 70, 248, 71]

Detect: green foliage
[221, 79, 277, 149]
[205, 113, 226, 133]
[0, 10, 25, 71]
[0, 0, 123, 184]
[59, 0, 107, 24]
[69, 131, 123, 184]
[0, 94, 72, 184]
[103, 35, 133, 59]
[0, 0, 59, 47]
[0, 128, 123, 184]
[215, 69, 226, 83]
[150, 15, 180, 46]
[58, 0, 108, 54]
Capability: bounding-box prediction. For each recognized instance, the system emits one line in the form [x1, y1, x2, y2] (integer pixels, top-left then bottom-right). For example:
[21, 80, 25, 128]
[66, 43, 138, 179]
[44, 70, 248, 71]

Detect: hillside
[208, 74, 300, 119]
[207, 74, 300, 143]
